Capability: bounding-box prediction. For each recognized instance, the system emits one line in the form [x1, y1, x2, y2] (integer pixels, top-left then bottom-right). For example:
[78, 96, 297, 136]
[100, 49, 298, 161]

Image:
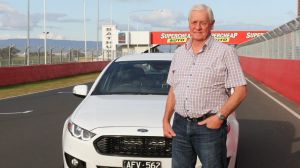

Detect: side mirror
[73, 85, 88, 98]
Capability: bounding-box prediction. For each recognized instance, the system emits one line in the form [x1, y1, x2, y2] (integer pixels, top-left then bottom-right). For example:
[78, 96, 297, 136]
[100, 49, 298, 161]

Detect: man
[163, 4, 247, 168]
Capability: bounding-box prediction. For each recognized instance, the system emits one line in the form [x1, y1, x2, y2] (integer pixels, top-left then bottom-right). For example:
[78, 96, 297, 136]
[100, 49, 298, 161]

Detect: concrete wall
[240, 56, 300, 104]
[0, 61, 109, 87]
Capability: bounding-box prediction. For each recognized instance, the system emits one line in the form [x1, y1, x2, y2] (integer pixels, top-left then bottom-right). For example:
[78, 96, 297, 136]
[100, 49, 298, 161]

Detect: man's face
[189, 10, 214, 42]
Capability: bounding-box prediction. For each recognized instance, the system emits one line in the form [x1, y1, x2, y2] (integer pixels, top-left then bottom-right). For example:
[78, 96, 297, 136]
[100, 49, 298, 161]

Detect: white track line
[57, 91, 72, 94]
[0, 110, 33, 115]
[0, 84, 79, 101]
[246, 77, 300, 120]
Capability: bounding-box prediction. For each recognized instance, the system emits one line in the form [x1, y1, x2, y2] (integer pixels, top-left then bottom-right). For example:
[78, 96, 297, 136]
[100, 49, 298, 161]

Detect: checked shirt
[167, 36, 247, 118]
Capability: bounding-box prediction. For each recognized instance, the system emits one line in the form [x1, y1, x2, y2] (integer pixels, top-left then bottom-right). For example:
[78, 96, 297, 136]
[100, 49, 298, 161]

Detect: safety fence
[0, 49, 115, 67]
[237, 17, 300, 104]
[0, 46, 153, 68]
[237, 17, 300, 60]
[0, 61, 109, 87]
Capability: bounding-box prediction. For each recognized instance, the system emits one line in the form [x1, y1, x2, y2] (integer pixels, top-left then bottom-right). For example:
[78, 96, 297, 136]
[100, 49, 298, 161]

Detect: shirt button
[187, 85, 189, 88]
[193, 63, 195, 65]
[190, 74, 192, 76]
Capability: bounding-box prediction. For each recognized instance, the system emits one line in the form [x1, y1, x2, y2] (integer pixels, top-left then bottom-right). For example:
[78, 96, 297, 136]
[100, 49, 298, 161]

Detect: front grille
[94, 136, 172, 157]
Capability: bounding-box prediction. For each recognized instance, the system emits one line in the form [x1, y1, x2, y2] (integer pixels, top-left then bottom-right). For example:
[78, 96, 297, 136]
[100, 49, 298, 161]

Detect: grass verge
[0, 72, 99, 99]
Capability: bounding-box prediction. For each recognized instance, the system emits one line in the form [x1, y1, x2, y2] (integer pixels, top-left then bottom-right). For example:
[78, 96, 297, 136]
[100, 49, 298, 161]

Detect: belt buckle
[186, 116, 192, 121]
[186, 116, 196, 122]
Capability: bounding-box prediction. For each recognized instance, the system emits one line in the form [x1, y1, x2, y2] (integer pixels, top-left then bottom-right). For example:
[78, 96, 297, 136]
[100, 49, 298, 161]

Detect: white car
[62, 53, 239, 168]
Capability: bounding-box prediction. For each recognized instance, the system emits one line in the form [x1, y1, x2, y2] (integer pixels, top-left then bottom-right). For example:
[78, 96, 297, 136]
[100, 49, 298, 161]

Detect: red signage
[151, 31, 267, 45]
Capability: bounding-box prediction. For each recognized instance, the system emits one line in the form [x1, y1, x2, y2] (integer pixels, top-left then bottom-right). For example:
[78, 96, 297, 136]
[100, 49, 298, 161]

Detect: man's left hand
[198, 115, 223, 129]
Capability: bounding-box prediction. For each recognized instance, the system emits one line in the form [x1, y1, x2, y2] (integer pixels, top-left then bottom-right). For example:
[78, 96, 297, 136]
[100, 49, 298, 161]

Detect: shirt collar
[185, 35, 214, 54]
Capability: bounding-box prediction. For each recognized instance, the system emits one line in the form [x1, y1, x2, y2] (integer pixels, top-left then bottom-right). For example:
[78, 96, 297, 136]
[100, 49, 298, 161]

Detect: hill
[0, 39, 101, 52]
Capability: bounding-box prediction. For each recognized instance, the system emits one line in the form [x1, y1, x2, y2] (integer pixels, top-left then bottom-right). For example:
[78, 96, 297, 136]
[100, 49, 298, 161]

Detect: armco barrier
[0, 61, 109, 87]
[240, 56, 300, 104]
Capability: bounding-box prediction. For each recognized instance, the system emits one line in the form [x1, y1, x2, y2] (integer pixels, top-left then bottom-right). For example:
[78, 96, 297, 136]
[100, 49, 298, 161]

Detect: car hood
[71, 95, 167, 130]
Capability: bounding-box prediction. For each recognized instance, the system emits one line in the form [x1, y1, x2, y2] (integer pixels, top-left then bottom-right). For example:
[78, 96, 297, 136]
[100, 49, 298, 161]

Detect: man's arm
[163, 86, 176, 138]
[198, 85, 247, 129]
[219, 85, 247, 118]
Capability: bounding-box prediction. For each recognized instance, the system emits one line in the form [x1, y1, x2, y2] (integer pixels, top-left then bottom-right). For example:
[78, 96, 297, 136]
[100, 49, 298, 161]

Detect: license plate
[123, 160, 162, 168]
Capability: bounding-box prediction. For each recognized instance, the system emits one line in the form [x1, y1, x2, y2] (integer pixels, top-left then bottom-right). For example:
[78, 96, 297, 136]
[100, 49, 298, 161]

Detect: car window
[92, 60, 171, 95]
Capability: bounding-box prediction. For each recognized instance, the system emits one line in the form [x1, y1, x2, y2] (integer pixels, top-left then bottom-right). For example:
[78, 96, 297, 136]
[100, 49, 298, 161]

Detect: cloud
[0, 34, 24, 40]
[0, 12, 38, 30]
[0, 3, 83, 31]
[96, 10, 187, 32]
[0, 3, 29, 30]
[43, 13, 83, 23]
[0, 2, 14, 13]
[130, 9, 186, 28]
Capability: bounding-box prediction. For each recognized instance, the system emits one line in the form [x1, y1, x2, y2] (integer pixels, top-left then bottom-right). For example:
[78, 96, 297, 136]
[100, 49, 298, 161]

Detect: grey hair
[188, 4, 215, 23]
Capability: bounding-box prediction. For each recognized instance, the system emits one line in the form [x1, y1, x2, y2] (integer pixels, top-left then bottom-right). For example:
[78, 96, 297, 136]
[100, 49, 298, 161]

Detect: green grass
[0, 72, 99, 99]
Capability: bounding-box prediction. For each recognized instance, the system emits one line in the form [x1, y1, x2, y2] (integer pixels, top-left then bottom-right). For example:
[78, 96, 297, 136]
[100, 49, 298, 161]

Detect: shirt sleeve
[224, 47, 247, 88]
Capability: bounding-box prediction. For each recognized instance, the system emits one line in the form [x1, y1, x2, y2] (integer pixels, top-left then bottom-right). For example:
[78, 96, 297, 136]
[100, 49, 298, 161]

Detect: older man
[163, 4, 247, 168]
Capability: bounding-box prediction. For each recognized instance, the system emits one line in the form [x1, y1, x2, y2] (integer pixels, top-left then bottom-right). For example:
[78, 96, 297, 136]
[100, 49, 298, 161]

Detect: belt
[181, 112, 216, 122]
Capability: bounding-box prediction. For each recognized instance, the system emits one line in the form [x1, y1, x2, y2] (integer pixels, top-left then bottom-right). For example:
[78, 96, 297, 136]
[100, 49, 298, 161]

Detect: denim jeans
[171, 113, 227, 168]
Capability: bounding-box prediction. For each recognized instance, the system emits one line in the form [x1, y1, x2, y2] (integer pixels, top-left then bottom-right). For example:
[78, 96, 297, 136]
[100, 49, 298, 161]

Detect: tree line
[0, 47, 20, 59]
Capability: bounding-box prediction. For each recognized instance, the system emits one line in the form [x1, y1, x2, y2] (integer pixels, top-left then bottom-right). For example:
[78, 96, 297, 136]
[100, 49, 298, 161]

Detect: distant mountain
[0, 39, 101, 52]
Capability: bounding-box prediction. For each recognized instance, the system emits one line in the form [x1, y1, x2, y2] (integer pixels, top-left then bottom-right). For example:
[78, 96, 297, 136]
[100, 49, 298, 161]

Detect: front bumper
[62, 122, 172, 168]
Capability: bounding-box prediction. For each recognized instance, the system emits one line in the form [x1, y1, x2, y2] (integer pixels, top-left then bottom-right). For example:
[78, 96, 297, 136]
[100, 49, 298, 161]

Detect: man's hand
[163, 86, 176, 138]
[197, 115, 223, 129]
[163, 121, 176, 138]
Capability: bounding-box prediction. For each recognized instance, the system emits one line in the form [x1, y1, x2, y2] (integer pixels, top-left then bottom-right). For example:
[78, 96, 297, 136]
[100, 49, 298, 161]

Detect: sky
[0, 0, 297, 41]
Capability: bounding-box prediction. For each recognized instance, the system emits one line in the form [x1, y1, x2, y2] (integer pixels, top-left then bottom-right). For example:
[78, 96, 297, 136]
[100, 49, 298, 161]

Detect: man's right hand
[163, 86, 176, 138]
[163, 121, 176, 138]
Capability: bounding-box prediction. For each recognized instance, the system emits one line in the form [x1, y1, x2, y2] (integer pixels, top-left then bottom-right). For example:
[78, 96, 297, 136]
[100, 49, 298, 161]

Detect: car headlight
[67, 120, 96, 141]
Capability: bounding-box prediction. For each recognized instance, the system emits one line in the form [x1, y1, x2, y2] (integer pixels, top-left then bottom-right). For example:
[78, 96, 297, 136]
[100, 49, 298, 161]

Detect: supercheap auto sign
[151, 31, 267, 45]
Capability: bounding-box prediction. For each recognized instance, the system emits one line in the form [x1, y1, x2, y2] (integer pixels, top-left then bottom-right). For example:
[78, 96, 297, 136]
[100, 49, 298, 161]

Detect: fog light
[71, 158, 79, 167]
[64, 153, 86, 168]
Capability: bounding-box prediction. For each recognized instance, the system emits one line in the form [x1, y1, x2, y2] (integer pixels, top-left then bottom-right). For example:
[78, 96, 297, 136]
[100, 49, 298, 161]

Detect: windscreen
[92, 60, 171, 95]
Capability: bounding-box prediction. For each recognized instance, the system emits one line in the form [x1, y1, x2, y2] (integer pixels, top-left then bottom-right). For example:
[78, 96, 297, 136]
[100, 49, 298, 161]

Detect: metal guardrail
[0, 47, 152, 67]
[237, 17, 300, 60]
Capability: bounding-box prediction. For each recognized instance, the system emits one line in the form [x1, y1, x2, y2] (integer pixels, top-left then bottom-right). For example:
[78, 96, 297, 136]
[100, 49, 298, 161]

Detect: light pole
[25, 46, 30, 65]
[96, 0, 99, 60]
[83, 0, 87, 61]
[27, 0, 30, 66]
[43, 0, 48, 64]
[43, 31, 49, 64]
[127, 15, 130, 52]
[8, 44, 15, 67]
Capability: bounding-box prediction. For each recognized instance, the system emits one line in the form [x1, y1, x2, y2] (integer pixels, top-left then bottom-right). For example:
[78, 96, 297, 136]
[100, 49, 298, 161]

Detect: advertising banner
[102, 25, 117, 58]
[151, 31, 268, 45]
[102, 25, 117, 50]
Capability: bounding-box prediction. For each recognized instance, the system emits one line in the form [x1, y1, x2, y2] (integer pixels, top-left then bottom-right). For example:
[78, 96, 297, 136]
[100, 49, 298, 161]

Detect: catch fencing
[236, 17, 300, 104]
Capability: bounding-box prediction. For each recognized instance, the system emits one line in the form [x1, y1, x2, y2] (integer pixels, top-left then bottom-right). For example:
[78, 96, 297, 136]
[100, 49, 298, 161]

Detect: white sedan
[62, 53, 239, 168]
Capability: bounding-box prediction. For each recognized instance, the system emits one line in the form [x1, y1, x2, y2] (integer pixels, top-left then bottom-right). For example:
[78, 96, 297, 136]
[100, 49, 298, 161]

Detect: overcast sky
[0, 0, 297, 41]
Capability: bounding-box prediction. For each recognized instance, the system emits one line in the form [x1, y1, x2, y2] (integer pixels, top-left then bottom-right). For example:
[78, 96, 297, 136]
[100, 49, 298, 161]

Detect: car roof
[115, 53, 174, 62]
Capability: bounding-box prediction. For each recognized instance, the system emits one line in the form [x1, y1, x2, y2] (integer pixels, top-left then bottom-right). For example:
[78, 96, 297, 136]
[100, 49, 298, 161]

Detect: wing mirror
[73, 85, 88, 98]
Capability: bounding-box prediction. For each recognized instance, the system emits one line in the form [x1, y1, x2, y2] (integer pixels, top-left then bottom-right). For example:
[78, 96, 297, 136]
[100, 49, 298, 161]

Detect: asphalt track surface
[0, 76, 299, 168]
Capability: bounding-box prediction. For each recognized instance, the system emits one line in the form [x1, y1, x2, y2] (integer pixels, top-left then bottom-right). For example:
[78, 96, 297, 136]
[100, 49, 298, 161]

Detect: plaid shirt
[167, 36, 247, 118]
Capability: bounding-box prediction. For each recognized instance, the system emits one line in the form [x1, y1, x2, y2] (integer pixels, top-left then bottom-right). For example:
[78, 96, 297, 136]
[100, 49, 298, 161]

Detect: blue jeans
[171, 113, 227, 168]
